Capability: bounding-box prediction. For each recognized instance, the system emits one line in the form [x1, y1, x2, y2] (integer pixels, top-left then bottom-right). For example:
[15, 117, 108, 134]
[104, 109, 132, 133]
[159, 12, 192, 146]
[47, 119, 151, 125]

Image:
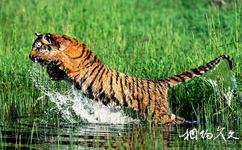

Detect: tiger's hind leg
[152, 96, 185, 124]
[152, 105, 185, 124]
[151, 85, 185, 124]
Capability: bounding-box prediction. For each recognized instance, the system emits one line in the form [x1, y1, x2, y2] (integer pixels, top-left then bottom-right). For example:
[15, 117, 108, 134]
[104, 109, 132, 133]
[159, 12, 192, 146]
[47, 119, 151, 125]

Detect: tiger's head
[29, 33, 86, 81]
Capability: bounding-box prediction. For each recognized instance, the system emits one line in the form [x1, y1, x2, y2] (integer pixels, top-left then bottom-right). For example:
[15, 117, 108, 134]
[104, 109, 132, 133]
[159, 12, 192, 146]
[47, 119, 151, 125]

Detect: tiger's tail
[162, 54, 233, 87]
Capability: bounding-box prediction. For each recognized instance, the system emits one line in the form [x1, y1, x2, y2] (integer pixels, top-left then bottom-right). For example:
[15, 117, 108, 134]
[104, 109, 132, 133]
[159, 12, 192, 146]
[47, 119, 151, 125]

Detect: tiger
[29, 33, 233, 124]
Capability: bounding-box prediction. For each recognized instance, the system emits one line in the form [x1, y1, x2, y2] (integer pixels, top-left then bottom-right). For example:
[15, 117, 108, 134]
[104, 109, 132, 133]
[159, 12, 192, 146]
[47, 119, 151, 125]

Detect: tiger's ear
[42, 33, 59, 48]
[34, 32, 42, 37]
[42, 33, 56, 44]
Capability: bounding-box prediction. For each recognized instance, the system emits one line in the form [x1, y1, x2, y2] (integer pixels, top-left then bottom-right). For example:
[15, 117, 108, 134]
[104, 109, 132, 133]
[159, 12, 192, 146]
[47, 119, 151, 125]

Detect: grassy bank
[0, 0, 241, 149]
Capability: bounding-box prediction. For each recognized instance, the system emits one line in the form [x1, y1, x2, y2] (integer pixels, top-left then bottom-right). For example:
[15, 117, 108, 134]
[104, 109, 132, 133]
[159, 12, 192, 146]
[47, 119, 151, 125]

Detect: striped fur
[163, 55, 232, 87]
[29, 33, 233, 124]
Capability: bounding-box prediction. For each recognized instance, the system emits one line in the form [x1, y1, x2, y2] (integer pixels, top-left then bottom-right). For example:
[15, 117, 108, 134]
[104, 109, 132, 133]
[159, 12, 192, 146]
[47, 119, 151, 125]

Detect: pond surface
[0, 118, 241, 149]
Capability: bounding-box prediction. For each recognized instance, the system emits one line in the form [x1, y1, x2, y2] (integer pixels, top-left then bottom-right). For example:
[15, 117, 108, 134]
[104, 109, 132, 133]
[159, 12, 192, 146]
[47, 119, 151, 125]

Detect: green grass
[0, 0, 241, 149]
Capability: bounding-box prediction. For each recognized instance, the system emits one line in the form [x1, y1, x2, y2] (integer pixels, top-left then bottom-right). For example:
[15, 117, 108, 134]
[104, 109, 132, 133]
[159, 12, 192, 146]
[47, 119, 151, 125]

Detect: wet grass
[0, 0, 242, 149]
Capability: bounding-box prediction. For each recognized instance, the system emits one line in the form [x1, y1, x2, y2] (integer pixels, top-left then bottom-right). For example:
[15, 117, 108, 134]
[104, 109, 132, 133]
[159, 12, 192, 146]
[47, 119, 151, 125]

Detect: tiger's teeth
[34, 58, 38, 63]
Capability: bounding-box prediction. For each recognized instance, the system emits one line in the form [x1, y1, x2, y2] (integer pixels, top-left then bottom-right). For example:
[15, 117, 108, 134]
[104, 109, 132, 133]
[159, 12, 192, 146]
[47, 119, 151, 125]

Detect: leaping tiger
[29, 33, 232, 124]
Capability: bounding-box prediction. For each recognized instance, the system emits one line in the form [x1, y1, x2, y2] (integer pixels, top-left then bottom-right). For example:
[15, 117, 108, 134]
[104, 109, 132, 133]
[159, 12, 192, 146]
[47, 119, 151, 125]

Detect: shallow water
[0, 119, 132, 149]
[0, 118, 241, 149]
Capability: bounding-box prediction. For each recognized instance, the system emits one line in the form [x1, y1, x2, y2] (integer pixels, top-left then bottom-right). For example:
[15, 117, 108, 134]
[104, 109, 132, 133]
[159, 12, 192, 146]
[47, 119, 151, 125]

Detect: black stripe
[80, 78, 87, 88]
[95, 68, 106, 98]
[140, 79, 144, 112]
[184, 71, 193, 78]
[78, 70, 90, 88]
[86, 51, 92, 60]
[116, 72, 119, 84]
[77, 62, 82, 68]
[124, 75, 128, 87]
[109, 73, 113, 94]
[103, 97, 110, 105]
[93, 65, 104, 79]
[146, 80, 151, 115]
[85, 65, 104, 98]
[84, 50, 92, 60]
[84, 61, 95, 69]
[96, 68, 107, 103]
[105, 69, 109, 75]
[109, 73, 120, 105]
[81, 51, 90, 63]
[191, 68, 203, 75]
[77, 47, 90, 68]
[110, 93, 120, 105]
[88, 65, 104, 87]
[128, 80, 131, 90]
[72, 55, 82, 59]
[97, 91, 105, 101]
[74, 74, 79, 79]
[211, 59, 218, 64]
[73, 38, 79, 45]
[164, 78, 171, 83]
[175, 75, 186, 81]
[74, 81, 81, 89]
[207, 63, 214, 69]
[47, 45, 52, 51]
[169, 76, 180, 82]
[97, 81, 104, 99]
[214, 59, 220, 64]
[198, 65, 206, 70]
[157, 83, 164, 95]
[89, 64, 101, 77]
[136, 77, 141, 112]
[152, 81, 157, 118]
[120, 78, 128, 106]
[80, 65, 100, 88]
[131, 77, 135, 106]
[79, 44, 86, 57]
[86, 85, 94, 99]
[62, 35, 70, 41]
[109, 72, 121, 105]
[84, 57, 97, 68]
[72, 49, 85, 59]
[97, 67, 106, 81]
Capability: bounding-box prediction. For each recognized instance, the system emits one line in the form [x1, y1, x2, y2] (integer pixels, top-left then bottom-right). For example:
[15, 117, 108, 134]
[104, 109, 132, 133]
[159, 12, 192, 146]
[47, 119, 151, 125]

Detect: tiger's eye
[35, 42, 42, 48]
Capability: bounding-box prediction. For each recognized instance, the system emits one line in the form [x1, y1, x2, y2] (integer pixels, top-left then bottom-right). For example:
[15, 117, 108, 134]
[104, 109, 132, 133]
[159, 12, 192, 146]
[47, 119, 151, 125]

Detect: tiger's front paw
[162, 114, 185, 125]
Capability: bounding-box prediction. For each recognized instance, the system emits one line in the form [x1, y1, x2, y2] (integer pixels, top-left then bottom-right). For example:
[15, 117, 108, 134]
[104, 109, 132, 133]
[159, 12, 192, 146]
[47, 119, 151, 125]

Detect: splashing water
[29, 65, 139, 124]
[228, 71, 242, 103]
[204, 66, 242, 106]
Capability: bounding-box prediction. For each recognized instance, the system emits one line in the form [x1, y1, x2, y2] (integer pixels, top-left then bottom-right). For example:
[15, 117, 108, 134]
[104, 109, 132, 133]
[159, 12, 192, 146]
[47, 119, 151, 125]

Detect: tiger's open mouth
[30, 55, 67, 81]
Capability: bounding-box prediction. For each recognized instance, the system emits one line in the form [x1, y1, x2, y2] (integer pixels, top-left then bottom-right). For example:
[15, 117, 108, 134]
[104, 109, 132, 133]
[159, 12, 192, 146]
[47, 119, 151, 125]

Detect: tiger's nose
[29, 52, 40, 63]
[29, 54, 39, 63]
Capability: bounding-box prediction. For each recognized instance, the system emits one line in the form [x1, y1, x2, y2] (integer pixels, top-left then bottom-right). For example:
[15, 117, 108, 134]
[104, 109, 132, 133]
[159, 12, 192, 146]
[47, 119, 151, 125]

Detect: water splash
[204, 69, 241, 106]
[231, 72, 242, 104]
[29, 65, 139, 124]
